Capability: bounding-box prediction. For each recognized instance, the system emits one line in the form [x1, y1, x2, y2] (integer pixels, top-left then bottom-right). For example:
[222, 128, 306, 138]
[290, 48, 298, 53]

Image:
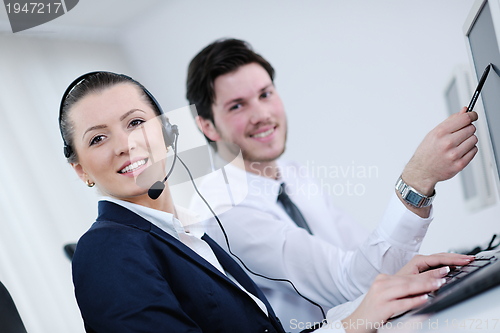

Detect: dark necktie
[277, 183, 313, 235]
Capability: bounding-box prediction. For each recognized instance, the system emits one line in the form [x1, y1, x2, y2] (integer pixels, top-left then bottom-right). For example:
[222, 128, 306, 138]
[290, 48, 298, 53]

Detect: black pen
[467, 63, 492, 112]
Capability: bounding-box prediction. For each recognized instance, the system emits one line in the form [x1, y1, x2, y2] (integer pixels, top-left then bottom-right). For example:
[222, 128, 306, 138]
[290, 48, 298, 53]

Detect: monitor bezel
[463, 0, 500, 203]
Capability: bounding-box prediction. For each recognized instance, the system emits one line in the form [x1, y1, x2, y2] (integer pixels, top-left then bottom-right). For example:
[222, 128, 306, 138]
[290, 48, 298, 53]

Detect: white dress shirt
[100, 197, 268, 316]
[189, 159, 433, 332]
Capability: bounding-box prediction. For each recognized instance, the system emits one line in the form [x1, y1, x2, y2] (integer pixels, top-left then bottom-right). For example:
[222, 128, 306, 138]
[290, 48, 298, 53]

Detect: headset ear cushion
[162, 122, 175, 147]
[64, 145, 72, 158]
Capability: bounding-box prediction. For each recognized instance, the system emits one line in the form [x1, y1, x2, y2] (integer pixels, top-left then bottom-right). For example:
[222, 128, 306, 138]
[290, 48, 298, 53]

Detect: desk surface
[380, 284, 500, 332]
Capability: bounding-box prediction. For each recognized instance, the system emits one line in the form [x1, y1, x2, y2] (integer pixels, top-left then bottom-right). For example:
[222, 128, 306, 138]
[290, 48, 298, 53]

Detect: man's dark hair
[186, 38, 275, 141]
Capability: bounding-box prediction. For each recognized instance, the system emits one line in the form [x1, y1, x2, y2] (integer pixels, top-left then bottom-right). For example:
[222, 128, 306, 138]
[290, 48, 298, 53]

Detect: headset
[58, 71, 179, 199]
[58, 71, 326, 320]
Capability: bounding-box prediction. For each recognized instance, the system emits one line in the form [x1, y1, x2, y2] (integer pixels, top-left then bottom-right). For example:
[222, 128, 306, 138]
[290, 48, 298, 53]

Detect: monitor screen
[468, 1, 500, 186]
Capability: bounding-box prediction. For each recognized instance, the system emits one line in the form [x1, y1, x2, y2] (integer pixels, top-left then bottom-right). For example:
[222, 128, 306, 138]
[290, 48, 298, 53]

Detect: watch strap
[395, 176, 435, 208]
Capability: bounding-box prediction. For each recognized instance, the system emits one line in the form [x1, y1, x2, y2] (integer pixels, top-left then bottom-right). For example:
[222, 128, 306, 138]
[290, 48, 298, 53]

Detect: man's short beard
[241, 145, 286, 163]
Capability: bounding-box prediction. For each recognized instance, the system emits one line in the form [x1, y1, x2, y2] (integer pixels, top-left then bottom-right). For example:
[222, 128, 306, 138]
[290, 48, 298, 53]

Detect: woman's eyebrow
[120, 109, 145, 121]
[82, 109, 147, 141]
[82, 125, 107, 141]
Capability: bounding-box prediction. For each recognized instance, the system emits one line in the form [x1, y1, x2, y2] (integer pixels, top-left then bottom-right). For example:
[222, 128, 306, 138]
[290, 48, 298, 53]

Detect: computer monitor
[464, 0, 500, 200]
[444, 65, 496, 211]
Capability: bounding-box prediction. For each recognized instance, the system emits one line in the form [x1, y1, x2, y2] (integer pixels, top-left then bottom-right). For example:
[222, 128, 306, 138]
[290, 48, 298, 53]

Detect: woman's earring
[166, 146, 170, 153]
[86, 179, 95, 187]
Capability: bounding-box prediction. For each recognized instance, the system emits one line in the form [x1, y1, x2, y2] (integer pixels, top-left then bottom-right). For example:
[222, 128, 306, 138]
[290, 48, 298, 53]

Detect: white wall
[120, 0, 498, 254]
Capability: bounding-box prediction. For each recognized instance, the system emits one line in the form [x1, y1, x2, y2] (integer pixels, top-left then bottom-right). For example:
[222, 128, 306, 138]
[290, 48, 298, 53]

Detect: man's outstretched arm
[398, 107, 478, 218]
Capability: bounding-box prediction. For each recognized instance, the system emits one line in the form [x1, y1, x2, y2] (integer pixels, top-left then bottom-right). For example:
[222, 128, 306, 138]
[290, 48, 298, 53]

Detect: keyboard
[413, 249, 500, 314]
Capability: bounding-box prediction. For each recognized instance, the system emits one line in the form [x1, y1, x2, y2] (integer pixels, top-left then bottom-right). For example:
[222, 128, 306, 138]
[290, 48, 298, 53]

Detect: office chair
[0, 280, 28, 333]
[63, 243, 77, 261]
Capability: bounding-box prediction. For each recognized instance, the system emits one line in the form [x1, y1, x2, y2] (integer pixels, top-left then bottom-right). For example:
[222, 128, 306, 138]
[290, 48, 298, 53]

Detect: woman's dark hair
[59, 72, 161, 163]
[186, 38, 275, 142]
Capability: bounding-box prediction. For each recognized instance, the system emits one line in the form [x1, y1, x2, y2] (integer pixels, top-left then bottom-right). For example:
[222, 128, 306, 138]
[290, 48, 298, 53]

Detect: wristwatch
[395, 176, 435, 208]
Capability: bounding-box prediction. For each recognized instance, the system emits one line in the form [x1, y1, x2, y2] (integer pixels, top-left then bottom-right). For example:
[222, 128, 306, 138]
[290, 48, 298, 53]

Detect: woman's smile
[118, 157, 149, 176]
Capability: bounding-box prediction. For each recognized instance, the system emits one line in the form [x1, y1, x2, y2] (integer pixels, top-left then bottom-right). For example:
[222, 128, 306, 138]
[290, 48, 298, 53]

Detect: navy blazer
[72, 201, 286, 333]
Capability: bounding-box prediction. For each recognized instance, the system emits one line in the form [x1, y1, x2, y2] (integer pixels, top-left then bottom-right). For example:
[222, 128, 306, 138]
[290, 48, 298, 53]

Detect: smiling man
[186, 38, 478, 331]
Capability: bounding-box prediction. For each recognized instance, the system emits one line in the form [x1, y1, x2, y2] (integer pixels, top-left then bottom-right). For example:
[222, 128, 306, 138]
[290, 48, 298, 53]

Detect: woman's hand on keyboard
[395, 253, 475, 277]
[340, 273, 446, 333]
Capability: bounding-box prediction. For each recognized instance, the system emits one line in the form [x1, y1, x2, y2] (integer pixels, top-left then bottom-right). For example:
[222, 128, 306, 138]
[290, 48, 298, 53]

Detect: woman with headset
[59, 71, 473, 333]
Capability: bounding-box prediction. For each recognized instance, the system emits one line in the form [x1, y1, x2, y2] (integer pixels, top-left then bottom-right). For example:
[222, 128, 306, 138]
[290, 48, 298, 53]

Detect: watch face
[406, 191, 423, 206]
